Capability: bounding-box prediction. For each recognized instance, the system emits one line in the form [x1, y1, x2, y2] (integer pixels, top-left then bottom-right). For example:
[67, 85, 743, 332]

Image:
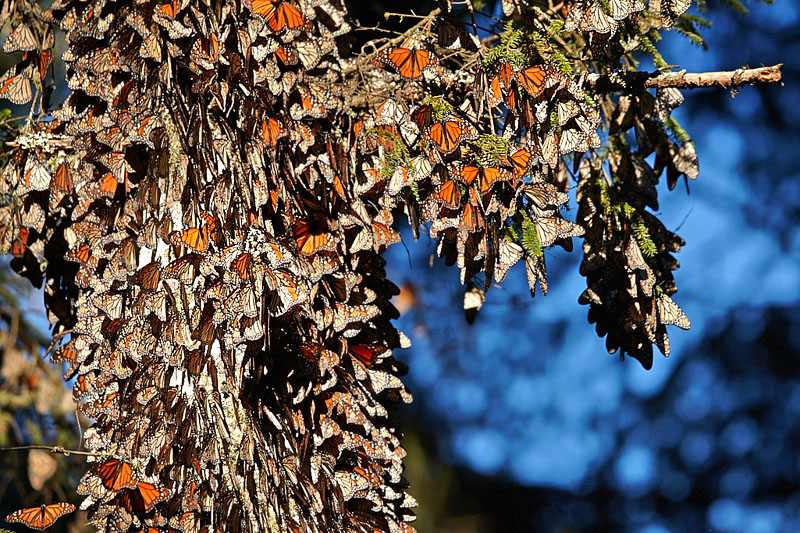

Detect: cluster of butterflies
[2, 0, 419, 531]
[0, 0, 698, 531]
[576, 88, 695, 369]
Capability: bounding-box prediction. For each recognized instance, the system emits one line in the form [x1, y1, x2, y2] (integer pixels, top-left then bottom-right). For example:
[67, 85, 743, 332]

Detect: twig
[0, 444, 102, 457]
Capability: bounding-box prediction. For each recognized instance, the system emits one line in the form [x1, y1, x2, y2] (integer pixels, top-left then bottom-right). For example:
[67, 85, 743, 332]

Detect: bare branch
[592, 64, 783, 93]
[0, 445, 103, 457]
[645, 64, 783, 89]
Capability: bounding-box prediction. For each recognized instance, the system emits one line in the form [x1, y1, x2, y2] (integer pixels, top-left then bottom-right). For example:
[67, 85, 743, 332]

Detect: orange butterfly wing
[509, 148, 533, 175]
[479, 167, 515, 194]
[6, 503, 76, 530]
[231, 253, 253, 280]
[54, 162, 73, 191]
[516, 65, 547, 97]
[428, 119, 469, 154]
[172, 226, 208, 253]
[252, 1, 305, 32]
[455, 164, 480, 186]
[386, 48, 433, 79]
[487, 75, 503, 107]
[436, 179, 461, 209]
[95, 459, 137, 491]
[262, 118, 285, 146]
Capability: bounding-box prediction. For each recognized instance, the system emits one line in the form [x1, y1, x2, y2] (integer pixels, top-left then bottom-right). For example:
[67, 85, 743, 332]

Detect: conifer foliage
[0, 0, 776, 531]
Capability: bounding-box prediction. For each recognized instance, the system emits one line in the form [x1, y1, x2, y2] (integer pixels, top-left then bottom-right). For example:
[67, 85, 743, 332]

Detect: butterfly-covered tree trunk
[0, 0, 782, 531]
[1, 0, 417, 531]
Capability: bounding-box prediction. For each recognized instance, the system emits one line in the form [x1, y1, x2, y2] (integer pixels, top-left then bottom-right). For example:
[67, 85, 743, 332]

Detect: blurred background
[1, 1, 798, 532]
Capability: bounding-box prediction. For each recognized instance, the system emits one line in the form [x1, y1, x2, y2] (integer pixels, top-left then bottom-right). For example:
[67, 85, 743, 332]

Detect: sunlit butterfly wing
[6, 503, 76, 530]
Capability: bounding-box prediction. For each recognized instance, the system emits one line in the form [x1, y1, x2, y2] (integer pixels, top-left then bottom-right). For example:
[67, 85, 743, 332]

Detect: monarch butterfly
[539, 131, 560, 168]
[656, 294, 691, 329]
[131, 262, 161, 291]
[565, 2, 618, 35]
[495, 239, 524, 282]
[261, 117, 286, 146]
[296, 39, 333, 69]
[463, 282, 485, 324]
[190, 33, 220, 72]
[436, 19, 479, 51]
[452, 163, 516, 195]
[93, 292, 124, 320]
[251, 0, 306, 32]
[376, 46, 439, 80]
[525, 254, 548, 297]
[524, 181, 570, 213]
[460, 187, 484, 233]
[290, 86, 327, 120]
[293, 217, 336, 255]
[6, 503, 76, 530]
[0, 68, 33, 105]
[485, 74, 504, 108]
[3, 24, 38, 53]
[508, 147, 536, 176]
[171, 226, 209, 253]
[119, 482, 170, 513]
[609, 0, 646, 20]
[533, 215, 584, 248]
[348, 344, 387, 367]
[374, 99, 407, 126]
[274, 45, 299, 66]
[21, 157, 51, 192]
[650, 0, 691, 26]
[516, 64, 559, 98]
[424, 115, 477, 154]
[558, 127, 590, 154]
[35, 49, 52, 80]
[90, 459, 138, 492]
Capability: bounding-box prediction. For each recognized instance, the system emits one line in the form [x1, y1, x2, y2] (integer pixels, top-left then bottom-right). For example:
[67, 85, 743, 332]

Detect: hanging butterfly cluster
[348, 0, 695, 366]
[0, 0, 703, 529]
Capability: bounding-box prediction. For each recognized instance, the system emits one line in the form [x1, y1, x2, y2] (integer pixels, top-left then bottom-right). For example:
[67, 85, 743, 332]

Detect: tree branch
[0, 444, 103, 457]
[592, 64, 783, 93]
[645, 64, 783, 89]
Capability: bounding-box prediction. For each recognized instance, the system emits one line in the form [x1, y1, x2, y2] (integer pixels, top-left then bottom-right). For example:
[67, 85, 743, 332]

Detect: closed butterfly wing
[435, 179, 461, 209]
[463, 282, 485, 324]
[534, 216, 584, 248]
[495, 239, 524, 282]
[656, 294, 691, 329]
[437, 19, 478, 51]
[525, 254, 547, 297]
